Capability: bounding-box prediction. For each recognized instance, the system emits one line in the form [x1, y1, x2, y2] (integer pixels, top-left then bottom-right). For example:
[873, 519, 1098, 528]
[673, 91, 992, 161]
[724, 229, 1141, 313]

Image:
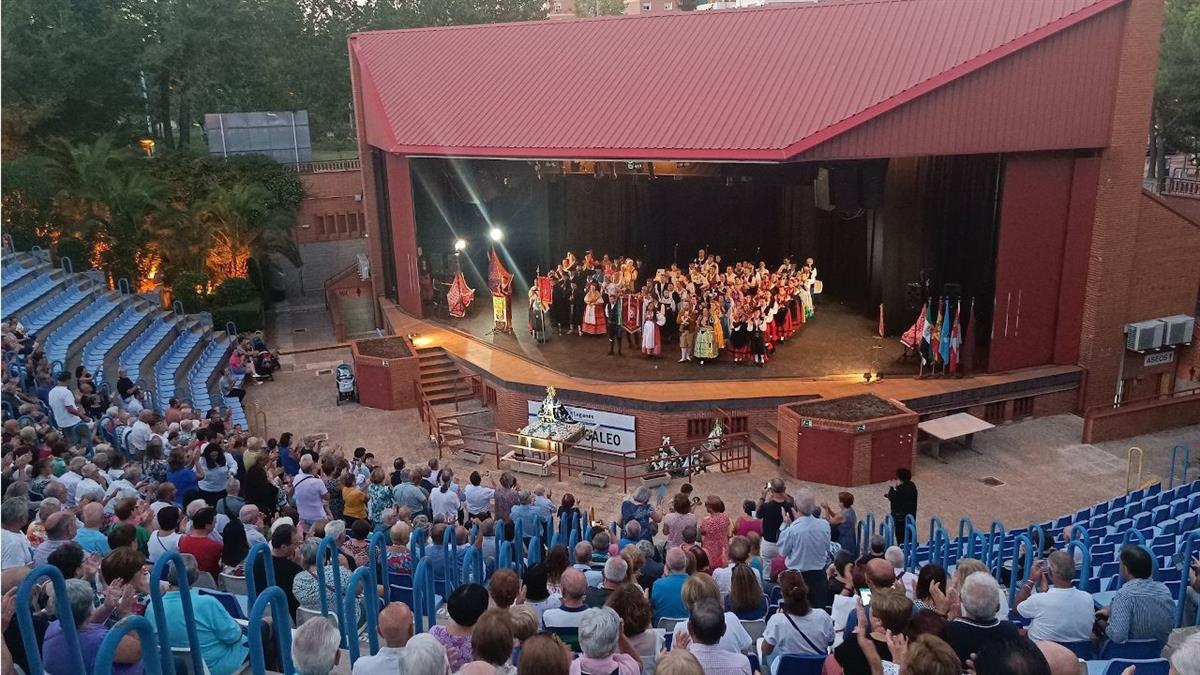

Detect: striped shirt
[1106, 578, 1175, 645]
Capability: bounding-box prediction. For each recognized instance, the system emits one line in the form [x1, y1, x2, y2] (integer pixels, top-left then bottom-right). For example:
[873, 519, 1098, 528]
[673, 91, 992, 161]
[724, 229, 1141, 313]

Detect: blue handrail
[411, 527, 427, 561]
[94, 615, 163, 675]
[369, 531, 391, 608]
[1007, 533, 1034, 610]
[413, 557, 437, 633]
[148, 551, 205, 675]
[1170, 445, 1191, 489]
[443, 524, 459, 597]
[16, 565, 84, 675]
[247, 587, 295, 675]
[1066, 538, 1093, 592]
[1175, 535, 1200, 627]
[529, 535, 544, 564]
[1119, 531, 1157, 578]
[245, 542, 276, 608]
[345, 565, 381, 664]
[462, 547, 485, 584]
[928, 516, 945, 546]
[316, 535, 348, 647]
[902, 515, 917, 564]
[958, 517, 975, 557]
[1027, 525, 1047, 559]
[986, 520, 1006, 573]
[499, 540, 515, 571]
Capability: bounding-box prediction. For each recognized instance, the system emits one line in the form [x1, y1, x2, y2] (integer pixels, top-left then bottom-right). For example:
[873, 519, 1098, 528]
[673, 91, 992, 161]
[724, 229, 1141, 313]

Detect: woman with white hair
[405, 633, 452, 675]
[570, 607, 643, 675]
[292, 537, 353, 613]
[291, 617, 342, 675]
[1171, 631, 1200, 675]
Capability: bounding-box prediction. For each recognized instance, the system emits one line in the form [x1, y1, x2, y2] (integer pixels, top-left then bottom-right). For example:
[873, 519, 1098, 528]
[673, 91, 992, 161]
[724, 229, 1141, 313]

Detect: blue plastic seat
[774, 654, 827, 675]
[1099, 639, 1163, 660]
[1103, 659, 1168, 675]
[1058, 641, 1094, 659]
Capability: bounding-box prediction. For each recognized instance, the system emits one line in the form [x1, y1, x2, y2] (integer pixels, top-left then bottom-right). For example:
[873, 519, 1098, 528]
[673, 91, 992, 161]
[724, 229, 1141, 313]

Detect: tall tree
[195, 183, 301, 282]
[1150, 0, 1200, 183]
[574, 0, 626, 17]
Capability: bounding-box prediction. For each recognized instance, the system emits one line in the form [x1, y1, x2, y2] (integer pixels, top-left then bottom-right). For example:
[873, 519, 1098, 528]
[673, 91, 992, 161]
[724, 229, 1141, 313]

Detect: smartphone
[858, 588, 872, 607]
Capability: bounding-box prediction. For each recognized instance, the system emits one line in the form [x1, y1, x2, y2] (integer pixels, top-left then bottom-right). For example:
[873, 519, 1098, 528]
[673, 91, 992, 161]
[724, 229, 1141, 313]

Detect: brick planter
[778, 394, 918, 486]
[351, 336, 420, 410]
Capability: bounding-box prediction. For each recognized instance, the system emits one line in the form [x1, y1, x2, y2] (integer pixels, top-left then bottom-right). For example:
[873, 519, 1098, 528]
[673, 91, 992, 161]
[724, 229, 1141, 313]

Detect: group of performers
[527, 249, 820, 367]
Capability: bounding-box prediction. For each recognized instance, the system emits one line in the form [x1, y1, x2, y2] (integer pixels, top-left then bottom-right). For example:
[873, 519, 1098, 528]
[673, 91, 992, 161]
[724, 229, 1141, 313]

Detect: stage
[427, 292, 915, 382]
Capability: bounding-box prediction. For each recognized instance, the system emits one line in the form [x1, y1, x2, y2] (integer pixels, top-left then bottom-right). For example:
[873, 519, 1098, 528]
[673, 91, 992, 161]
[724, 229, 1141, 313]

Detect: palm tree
[195, 182, 301, 284]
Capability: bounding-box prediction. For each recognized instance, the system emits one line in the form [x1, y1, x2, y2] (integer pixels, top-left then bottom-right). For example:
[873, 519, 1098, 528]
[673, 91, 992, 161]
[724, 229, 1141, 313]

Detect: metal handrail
[316, 535, 348, 646]
[248, 587, 295, 675]
[148, 551, 206, 675]
[344, 564, 381, 664]
[1170, 444, 1192, 489]
[16, 565, 84, 675]
[94, 615, 163, 675]
[1127, 447, 1144, 493]
[245, 541, 276, 608]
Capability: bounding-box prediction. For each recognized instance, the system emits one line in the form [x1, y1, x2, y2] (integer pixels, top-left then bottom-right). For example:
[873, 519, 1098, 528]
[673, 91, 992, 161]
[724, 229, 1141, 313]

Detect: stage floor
[427, 294, 916, 382]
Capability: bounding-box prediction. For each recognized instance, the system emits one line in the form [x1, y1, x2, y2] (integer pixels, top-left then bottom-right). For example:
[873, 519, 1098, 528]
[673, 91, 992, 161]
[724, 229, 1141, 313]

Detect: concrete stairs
[416, 346, 475, 406]
[751, 419, 781, 463]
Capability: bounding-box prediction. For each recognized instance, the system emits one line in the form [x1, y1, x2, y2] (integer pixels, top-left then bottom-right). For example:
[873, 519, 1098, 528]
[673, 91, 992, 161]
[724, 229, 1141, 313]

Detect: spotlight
[454, 239, 467, 252]
[489, 227, 504, 242]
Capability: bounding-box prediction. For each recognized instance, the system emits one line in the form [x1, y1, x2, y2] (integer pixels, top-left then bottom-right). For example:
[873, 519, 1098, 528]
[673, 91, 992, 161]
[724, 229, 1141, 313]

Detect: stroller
[335, 363, 358, 405]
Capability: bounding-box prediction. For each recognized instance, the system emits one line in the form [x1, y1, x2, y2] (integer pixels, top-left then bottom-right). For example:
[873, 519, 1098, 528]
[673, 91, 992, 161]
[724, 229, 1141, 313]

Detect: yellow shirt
[342, 487, 368, 519]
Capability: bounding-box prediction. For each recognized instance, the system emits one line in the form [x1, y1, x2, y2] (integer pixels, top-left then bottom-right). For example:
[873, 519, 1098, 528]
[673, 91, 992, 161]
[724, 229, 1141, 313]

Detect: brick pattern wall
[294, 170, 367, 245]
[1128, 194, 1200, 321]
[1077, 0, 1165, 409]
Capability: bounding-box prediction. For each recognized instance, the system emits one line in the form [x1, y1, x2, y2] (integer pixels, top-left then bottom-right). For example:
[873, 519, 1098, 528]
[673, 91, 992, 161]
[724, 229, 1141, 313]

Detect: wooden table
[918, 412, 995, 462]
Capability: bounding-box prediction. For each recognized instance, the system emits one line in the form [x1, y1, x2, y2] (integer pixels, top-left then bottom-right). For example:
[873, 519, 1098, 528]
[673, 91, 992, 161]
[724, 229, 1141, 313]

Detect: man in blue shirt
[650, 547, 691, 622]
[510, 491, 543, 541]
[423, 523, 473, 584]
[776, 488, 831, 608]
[1096, 545, 1175, 646]
[74, 503, 111, 556]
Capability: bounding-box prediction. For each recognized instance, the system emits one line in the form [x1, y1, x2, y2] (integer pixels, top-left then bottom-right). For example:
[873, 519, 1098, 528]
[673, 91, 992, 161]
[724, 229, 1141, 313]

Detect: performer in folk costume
[551, 269, 572, 335]
[676, 300, 696, 363]
[582, 250, 597, 270]
[749, 311, 767, 367]
[581, 282, 607, 335]
[604, 292, 623, 355]
[621, 292, 643, 351]
[561, 251, 577, 271]
[708, 297, 726, 350]
[693, 307, 718, 364]
[641, 300, 665, 357]
[528, 285, 548, 343]
[570, 274, 587, 335]
[488, 248, 514, 329]
[728, 311, 751, 364]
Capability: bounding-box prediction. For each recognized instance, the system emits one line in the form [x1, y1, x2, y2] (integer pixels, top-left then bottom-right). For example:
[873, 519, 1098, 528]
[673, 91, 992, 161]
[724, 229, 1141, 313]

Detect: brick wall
[1127, 193, 1200, 321]
[1077, 0, 1165, 410]
[295, 170, 367, 245]
[1083, 390, 1200, 442]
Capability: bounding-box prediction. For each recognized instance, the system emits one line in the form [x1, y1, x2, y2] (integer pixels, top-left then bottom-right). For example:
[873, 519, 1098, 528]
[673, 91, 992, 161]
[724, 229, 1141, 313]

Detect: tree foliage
[1150, 0, 1200, 180]
[574, 0, 626, 17]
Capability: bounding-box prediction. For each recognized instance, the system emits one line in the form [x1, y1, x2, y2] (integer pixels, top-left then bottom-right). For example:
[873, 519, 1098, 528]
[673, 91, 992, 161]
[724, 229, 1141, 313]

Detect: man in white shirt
[48, 371, 88, 431]
[463, 472, 496, 519]
[59, 457, 86, 505]
[1, 498, 32, 571]
[1015, 551, 1096, 643]
[542, 568, 589, 629]
[352, 603, 412, 675]
[75, 463, 108, 503]
[713, 536, 762, 595]
[127, 410, 155, 459]
[293, 456, 329, 527]
[532, 485, 555, 521]
[572, 542, 603, 587]
[103, 466, 141, 514]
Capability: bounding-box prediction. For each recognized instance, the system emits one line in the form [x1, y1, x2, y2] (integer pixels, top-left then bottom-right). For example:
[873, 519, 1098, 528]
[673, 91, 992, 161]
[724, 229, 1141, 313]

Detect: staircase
[415, 346, 475, 406]
[751, 419, 781, 463]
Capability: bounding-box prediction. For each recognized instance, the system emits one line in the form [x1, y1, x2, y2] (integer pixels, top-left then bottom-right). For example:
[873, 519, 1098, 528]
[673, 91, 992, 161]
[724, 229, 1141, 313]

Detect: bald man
[1036, 641, 1081, 675]
[543, 568, 588, 629]
[352, 603, 414, 675]
[240, 505, 267, 546]
[34, 511, 78, 565]
[74, 502, 111, 556]
[651, 548, 691, 622]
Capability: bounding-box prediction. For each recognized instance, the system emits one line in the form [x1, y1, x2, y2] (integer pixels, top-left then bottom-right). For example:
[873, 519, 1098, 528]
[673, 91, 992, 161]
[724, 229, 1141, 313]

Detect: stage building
[347, 0, 1200, 453]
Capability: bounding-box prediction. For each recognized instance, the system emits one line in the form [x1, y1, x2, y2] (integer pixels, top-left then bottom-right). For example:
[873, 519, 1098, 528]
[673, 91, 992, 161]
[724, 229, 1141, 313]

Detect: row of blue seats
[1, 272, 64, 321]
[21, 282, 96, 334]
[82, 305, 151, 383]
[1, 259, 39, 287]
[118, 318, 177, 383]
[155, 328, 203, 409]
[44, 295, 120, 364]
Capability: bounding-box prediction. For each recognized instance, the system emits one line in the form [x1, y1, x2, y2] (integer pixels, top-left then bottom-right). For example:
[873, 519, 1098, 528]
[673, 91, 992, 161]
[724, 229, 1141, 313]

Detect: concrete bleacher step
[85, 302, 154, 383]
[52, 293, 126, 369]
[29, 282, 101, 339]
[751, 422, 780, 462]
[115, 315, 180, 385]
[159, 328, 210, 408]
[2, 269, 68, 320]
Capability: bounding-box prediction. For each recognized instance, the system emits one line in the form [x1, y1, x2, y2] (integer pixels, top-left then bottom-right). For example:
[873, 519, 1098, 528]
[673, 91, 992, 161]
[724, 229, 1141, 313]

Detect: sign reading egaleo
[526, 400, 636, 455]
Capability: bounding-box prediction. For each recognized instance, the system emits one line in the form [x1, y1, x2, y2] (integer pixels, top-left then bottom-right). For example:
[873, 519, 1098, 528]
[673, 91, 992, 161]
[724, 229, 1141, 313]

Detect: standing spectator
[733, 501, 762, 539]
[352, 603, 413, 675]
[679, 598, 751, 675]
[47, 372, 89, 443]
[148, 506, 184, 563]
[755, 478, 794, 562]
[196, 443, 237, 506]
[252, 523, 305, 619]
[166, 447, 202, 505]
[821, 492, 858, 558]
[700, 497, 731, 571]
[464, 471, 496, 520]
[570, 607, 642, 675]
[292, 456, 329, 528]
[651, 548, 691, 622]
[776, 488, 831, 608]
[367, 467, 395, 524]
[494, 471, 521, 535]
[394, 468, 429, 518]
[1014, 551, 1095, 644]
[340, 472, 368, 526]
[885, 468, 918, 544]
[1094, 545, 1175, 647]
[430, 469, 462, 524]
[620, 487, 660, 541]
[663, 493, 698, 550]
[389, 458, 409, 487]
[179, 507, 224, 577]
[761, 571, 833, 671]
[940, 572, 1019, 664]
[42, 578, 142, 675]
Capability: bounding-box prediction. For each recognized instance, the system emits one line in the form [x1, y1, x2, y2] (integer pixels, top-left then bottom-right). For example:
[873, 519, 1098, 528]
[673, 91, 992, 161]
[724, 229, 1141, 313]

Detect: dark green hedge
[212, 297, 264, 334]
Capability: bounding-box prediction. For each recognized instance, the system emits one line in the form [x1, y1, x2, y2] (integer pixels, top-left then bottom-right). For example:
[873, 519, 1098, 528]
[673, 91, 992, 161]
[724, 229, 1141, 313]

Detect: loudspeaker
[814, 168, 833, 211]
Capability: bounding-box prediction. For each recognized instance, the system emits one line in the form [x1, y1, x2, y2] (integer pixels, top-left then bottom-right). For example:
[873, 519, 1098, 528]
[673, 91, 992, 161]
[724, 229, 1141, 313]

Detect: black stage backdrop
[410, 155, 999, 341]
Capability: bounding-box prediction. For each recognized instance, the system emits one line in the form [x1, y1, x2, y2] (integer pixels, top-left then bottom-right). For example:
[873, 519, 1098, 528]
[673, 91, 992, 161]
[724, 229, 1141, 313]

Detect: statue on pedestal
[651, 435, 684, 476]
[538, 386, 575, 424]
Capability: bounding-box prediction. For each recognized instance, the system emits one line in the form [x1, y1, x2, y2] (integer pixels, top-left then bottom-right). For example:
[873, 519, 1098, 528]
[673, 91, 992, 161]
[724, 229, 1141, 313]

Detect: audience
[571, 607, 643, 675]
[460, 608, 516, 675]
[940, 572, 1019, 664]
[430, 583, 489, 671]
[519, 633, 573, 675]
[1014, 550, 1095, 644]
[761, 571, 833, 671]
[1095, 544, 1175, 646]
[679, 598, 751, 675]
[292, 617, 342, 675]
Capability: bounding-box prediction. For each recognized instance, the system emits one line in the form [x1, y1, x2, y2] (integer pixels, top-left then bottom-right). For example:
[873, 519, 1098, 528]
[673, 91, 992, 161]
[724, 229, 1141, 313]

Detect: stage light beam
[489, 227, 504, 242]
[454, 238, 467, 252]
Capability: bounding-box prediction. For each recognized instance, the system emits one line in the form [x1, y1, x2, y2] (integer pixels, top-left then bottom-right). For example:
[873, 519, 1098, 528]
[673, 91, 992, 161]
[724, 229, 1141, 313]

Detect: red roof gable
[351, 0, 1124, 161]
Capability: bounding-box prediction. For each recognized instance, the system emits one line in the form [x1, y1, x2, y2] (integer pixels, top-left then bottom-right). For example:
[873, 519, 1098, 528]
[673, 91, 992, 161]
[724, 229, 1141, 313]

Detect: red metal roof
[350, 0, 1125, 161]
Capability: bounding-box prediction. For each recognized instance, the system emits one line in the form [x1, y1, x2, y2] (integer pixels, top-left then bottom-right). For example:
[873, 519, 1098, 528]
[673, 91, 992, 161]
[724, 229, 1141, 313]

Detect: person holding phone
[755, 478, 794, 563]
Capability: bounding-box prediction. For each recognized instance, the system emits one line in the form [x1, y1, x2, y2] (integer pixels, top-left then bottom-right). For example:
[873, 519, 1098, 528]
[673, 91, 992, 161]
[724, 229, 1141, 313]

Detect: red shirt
[179, 534, 224, 576]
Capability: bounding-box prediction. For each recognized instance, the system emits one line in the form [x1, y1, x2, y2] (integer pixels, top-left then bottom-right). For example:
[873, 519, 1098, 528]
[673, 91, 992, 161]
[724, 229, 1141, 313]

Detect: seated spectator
[387, 520, 413, 574]
[430, 583, 489, 671]
[894, 634, 961, 675]
[726, 565, 767, 620]
[404, 633, 452, 675]
[179, 507, 224, 577]
[34, 510, 77, 566]
[574, 542, 603, 587]
[885, 546, 917, 598]
[671, 573, 752, 654]
[973, 636, 1051, 675]
[1014, 550, 1094, 644]
[292, 616, 341, 675]
[1095, 545, 1175, 646]
[519, 633, 574, 675]
[1036, 641, 1083, 675]
[592, 531, 613, 563]
[587, 556, 628, 608]
[1170, 632, 1200, 675]
[679, 598, 751, 675]
[620, 544, 645, 586]
[100, 547, 151, 617]
[606, 584, 658, 674]
[239, 505, 267, 547]
[620, 487, 660, 543]
[144, 553, 252, 675]
[544, 568, 590, 630]
[0, 497, 31, 571]
[713, 536, 760, 596]
[343, 518, 372, 568]
[620, 520, 643, 550]
[293, 538, 353, 613]
[460, 607, 518, 675]
[524, 562, 563, 621]
[42, 578, 142, 675]
[762, 571, 833, 671]
[912, 563, 947, 614]
[834, 589, 910, 675]
[48, 541, 89, 581]
[252, 523, 304, 619]
[655, 647, 706, 675]
[490, 568, 522, 609]
[510, 605, 540, 643]
[637, 541, 663, 589]
[571, 606, 643, 675]
[940, 572, 1019, 665]
[652, 549, 691, 622]
[842, 557, 906, 639]
[148, 505, 183, 563]
[353, 602, 413, 675]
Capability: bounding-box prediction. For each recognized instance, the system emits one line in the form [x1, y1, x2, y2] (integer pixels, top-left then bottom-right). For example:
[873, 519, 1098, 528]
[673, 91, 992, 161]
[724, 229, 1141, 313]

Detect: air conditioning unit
[1159, 315, 1195, 346]
[1125, 320, 1164, 352]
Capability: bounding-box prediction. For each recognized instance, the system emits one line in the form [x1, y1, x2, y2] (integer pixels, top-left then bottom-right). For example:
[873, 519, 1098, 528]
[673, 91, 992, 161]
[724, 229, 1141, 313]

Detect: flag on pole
[536, 274, 553, 305]
[488, 248, 512, 295]
[948, 299, 962, 374]
[938, 296, 953, 364]
[900, 303, 926, 352]
[919, 302, 934, 366]
[931, 297, 943, 365]
[960, 299, 977, 374]
[878, 303, 886, 338]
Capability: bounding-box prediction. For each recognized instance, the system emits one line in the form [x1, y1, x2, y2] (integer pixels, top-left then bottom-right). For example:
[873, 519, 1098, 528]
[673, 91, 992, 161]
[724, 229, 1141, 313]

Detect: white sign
[1144, 351, 1175, 367]
[526, 401, 636, 455]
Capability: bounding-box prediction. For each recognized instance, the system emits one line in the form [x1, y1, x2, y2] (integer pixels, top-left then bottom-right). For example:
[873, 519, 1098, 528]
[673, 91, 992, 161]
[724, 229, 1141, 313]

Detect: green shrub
[212, 277, 259, 306]
[172, 271, 209, 314]
[54, 236, 90, 271]
[212, 297, 264, 334]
